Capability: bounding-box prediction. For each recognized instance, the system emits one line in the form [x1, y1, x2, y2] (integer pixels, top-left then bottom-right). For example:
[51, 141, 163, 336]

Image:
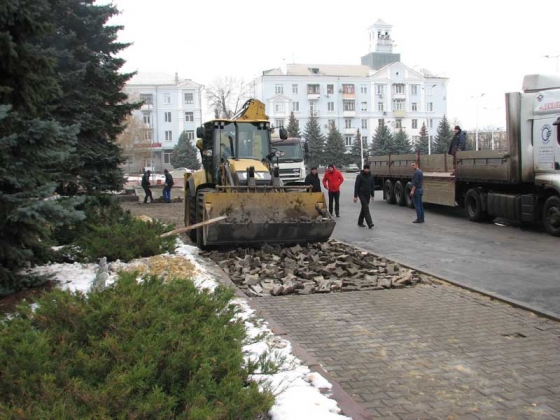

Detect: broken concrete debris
[201, 240, 433, 297]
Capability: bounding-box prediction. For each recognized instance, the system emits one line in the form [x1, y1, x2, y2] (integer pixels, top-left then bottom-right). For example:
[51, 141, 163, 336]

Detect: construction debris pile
[201, 240, 433, 297]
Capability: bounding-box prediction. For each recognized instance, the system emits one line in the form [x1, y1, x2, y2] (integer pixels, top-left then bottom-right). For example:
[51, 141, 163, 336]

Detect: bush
[0, 274, 274, 419]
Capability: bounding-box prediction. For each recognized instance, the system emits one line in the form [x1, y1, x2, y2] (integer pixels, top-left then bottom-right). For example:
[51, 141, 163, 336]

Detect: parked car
[345, 164, 360, 173]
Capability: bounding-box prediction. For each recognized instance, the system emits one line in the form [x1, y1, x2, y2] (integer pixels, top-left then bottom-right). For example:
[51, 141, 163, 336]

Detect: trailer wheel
[465, 188, 490, 222]
[394, 181, 406, 206]
[405, 182, 415, 209]
[543, 196, 560, 237]
[384, 179, 396, 204]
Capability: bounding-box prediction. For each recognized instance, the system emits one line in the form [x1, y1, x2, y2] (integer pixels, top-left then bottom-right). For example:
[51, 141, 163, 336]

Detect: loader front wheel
[195, 188, 216, 249]
[186, 188, 197, 243]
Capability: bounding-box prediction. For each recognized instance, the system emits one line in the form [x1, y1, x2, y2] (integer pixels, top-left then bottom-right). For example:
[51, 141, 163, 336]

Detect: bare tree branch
[205, 76, 251, 118]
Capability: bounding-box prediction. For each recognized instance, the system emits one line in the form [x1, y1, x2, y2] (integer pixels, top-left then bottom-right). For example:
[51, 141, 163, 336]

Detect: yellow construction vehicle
[184, 99, 335, 248]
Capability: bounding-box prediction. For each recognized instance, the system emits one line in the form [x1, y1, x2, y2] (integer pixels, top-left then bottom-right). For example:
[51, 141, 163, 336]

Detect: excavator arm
[230, 99, 269, 121]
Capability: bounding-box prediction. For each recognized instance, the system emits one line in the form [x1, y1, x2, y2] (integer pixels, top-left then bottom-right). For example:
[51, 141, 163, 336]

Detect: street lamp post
[544, 54, 560, 73]
[471, 93, 485, 151]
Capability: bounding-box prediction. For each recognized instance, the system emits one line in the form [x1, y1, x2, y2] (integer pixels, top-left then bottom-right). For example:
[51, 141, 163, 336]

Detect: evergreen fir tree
[416, 122, 430, 155]
[432, 115, 454, 154]
[303, 112, 325, 168]
[391, 128, 413, 154]
[46, 1, 139, 193]
[369, 121, 393, 156]
[172, 132, 201, 170]
[323, 122, 347, 167]
[286, 112, 301, 138]
[0, 0, 84, 292]
[350, 129, 365, 166]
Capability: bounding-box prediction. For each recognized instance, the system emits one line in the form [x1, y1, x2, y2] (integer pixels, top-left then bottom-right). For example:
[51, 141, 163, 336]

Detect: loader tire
[186, 188, 197, 243]
[384, 179, 396, 205]
[195, 188, 216, 249]
[394, 180, 406, 206]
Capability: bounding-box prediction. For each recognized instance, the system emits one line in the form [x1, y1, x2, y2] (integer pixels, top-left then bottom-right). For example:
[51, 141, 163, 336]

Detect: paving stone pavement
[256, 283, 560, 419]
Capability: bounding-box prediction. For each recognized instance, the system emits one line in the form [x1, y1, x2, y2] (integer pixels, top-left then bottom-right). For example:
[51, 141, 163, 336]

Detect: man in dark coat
[353, 164, 375, 228]
[448, 125, 466, 155]
[141, 170, 153, 204]
[163, 169, 174, 203]
[304, 167, 321, 192]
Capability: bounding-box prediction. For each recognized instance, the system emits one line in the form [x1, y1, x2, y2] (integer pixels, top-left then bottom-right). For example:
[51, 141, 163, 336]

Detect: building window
[345, 136, 353, 146]
[412, 119, 418, 129]
[164, 152, 172, 164]
[165, 130, 173, 141]
[361, 119, 368, 129]
[275, 84, 284, 94]
[186, 130, 194, 140]
[184, 92, 194, 104]
[361, 85, 367, 94]
[292, 84, 298, 94]
[342, 84, 355, 94]
[185, 112, 194, 121]
[327, 84, 334, 95]
[396, 119, 402, 129]
[361, 102, 367, 111]
[163, 94, 171, 104]
[378, 102, 384, 112]
[427, 102, 433, 112]
[328, 102, 334, 112]
[275, 119, 284, 128]
[412, 102, 418, 111]
[292, 102, 299, 112]
[410, 85, 419, 95]
[307, 84, 320, 94]
[343, 101, 355, 111]
[164, 112, 172, 122]
[345, 119, 352, 129]
[378, 119, 384, 127]
[393, 84, 405, 94]
[309, 103, 315, 114]
[392, 100, 405, 111]
[140, 94, 153, 105]
[412, 135, 420, 144]
[429, 119, 433, 128]
[376, 84, 385, 96]
[144, 130, 153, 141]
[142, 112, 151, 126]
[275, 103, 285, 113]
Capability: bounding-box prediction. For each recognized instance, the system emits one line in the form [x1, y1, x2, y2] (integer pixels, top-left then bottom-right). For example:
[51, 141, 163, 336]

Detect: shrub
[0, 274, 274, 419]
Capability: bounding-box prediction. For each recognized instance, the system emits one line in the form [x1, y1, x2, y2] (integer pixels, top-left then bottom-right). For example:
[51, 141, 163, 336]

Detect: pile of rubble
[201, 240, 432, 297]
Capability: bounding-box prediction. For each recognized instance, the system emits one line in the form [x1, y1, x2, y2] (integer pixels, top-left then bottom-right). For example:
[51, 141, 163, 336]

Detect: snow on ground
[24, 241, 351, 420]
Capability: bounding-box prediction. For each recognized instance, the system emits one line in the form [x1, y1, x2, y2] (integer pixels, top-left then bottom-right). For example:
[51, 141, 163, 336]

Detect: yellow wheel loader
[184, 99, 335, 248]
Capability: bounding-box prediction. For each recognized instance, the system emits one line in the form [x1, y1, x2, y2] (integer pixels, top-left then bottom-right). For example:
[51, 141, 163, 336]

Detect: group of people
[141, 169, 174, 204]
[304, 161, 426, 226]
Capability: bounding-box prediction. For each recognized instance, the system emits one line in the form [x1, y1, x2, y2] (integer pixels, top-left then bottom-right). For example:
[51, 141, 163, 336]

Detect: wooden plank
[160, 216, 227, 237]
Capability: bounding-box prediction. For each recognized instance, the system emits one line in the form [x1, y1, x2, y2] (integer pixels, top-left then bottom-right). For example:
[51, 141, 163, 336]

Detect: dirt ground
[120, 198, 187, 230]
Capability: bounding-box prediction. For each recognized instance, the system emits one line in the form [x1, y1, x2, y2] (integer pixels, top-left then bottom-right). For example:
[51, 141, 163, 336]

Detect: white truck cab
[270, 137, 306, 183]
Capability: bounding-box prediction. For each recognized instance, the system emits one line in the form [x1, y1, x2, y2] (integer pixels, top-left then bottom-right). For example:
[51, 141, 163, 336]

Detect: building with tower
[252, 19, 448, 152]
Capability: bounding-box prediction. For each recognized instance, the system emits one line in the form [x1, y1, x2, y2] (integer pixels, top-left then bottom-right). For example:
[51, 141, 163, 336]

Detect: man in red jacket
[322, 164, 344, 217]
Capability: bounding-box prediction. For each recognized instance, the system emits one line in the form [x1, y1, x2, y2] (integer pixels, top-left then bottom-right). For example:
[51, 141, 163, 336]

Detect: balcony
[343, 128, 356, 135]
[343, 110, 356, 118]
[393, 110, 407, 118]
[342, 93, 355, 100]
[307, 93, 320, 101]
[392, 93, 406, 100]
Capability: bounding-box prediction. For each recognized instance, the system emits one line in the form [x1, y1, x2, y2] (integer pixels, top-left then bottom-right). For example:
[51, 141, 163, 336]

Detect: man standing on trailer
[410, 161, 425, 223]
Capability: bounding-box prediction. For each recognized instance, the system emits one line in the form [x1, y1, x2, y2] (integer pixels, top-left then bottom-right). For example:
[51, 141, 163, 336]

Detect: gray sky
[108, 0, 560, 130]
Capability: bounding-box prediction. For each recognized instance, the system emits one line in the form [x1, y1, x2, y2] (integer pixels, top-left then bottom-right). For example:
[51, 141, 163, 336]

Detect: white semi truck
[270, 137, 307, 183]
[368, 74, 560, 236]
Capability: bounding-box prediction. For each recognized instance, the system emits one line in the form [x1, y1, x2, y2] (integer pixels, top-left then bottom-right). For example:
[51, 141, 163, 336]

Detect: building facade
[253, 20, 448, 151]
[123, 72, 203, 173]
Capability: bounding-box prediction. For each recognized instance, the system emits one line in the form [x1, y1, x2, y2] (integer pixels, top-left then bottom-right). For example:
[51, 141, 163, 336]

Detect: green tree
[369, 120, 393, 156]
[349, 129, 366, 167]
[432, 115, 454, 154]
[303, 112, 325, 168]
[172, 132, 201, 170]
[0, 0, 84, 293]
[323, 122, 347, 166]
[286, 111, 301, 137]
[47, 1, 138, 193]
[391, 128, 412, 154]
[415, 122, 430, 155]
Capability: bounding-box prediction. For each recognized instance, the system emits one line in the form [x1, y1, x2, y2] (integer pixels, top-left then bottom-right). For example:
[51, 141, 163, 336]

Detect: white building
[123, 72, 203, 172]
[253, 19, 448, 151]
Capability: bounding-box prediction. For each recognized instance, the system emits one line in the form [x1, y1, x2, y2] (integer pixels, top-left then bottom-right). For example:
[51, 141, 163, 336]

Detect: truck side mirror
[279, 127, 288, 140]
[196, 126, 205, 138]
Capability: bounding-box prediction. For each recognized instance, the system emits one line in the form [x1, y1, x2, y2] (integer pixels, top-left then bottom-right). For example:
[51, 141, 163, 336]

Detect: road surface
[331, 173, 560, 317]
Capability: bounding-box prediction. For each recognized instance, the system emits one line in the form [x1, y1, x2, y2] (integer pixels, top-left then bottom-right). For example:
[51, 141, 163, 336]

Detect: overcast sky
[107, 0, 560, 130]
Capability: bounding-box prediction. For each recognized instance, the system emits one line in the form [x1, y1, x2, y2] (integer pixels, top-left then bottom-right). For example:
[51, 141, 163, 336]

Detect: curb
[201, 255, 373, 420]
[343, 241, 560, 323]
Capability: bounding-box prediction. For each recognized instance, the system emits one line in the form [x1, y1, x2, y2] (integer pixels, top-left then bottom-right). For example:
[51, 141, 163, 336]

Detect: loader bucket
[197, 190, 335, 248]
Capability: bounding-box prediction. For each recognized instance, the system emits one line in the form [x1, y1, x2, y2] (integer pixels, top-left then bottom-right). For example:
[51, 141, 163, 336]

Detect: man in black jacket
[141, 170, 153, 204]
[304, 167, 321, 192]
[353, 164, 375, 228]
[448, 126, 466, 155]
[163, 169, 174, 203]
